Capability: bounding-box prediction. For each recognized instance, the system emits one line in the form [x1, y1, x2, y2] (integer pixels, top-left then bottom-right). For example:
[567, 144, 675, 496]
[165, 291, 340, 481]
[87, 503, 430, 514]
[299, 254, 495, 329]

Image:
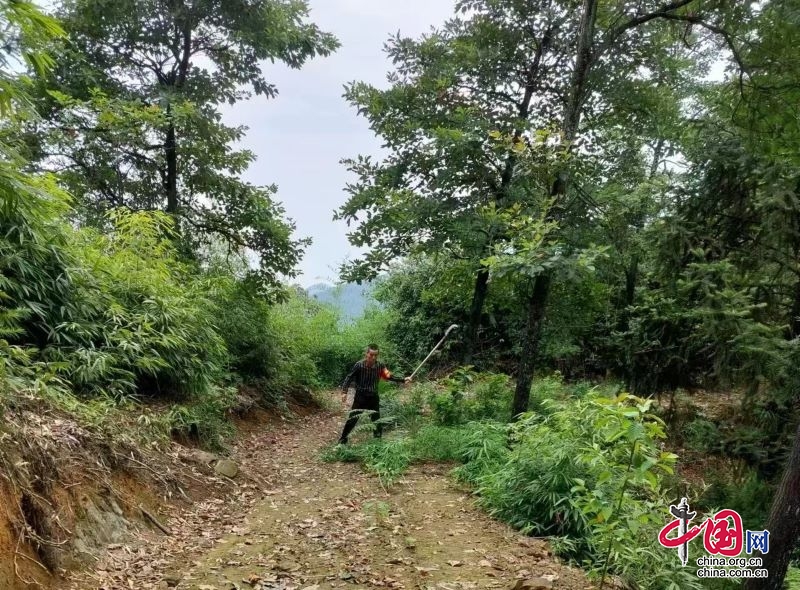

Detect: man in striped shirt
[338, 344, 411, 444]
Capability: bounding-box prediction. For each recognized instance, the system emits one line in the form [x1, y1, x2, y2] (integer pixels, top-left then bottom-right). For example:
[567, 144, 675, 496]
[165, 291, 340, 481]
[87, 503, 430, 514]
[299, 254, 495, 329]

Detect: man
[338, 344, 411, 444]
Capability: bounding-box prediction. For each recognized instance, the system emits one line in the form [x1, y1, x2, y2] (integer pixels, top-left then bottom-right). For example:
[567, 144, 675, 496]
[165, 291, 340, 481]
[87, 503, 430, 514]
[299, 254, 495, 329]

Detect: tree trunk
[462, 29, 553, 362]
[618, 253, 639, 333]
[165, 107, 178, 215]
[563, 0, 598, 142]
[463, 267, 490, 365]
[512, 273, 552, 417]
[788, 275, 800, 339]
[742, 422, 800, 590]
[510, 0, 598, 417]
[164, 3, 191, 217]
[624, 256, 638, 308]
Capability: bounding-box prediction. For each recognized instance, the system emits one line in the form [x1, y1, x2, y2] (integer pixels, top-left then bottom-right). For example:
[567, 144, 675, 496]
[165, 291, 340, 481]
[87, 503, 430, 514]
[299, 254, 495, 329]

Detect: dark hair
[366, 344, 379, 353]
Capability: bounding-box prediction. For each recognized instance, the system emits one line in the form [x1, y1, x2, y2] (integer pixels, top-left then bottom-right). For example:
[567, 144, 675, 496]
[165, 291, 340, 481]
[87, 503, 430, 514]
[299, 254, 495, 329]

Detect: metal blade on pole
[409, 324, 459, 380]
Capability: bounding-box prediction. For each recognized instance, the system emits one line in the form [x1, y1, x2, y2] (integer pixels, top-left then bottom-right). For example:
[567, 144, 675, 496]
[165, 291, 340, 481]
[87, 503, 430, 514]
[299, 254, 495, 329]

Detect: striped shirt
[341, 360, 404, 396]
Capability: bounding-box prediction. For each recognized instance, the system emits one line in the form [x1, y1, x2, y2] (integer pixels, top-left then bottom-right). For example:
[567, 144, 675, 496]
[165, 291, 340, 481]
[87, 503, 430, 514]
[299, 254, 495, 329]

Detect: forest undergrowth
[324, 372, 800, 590]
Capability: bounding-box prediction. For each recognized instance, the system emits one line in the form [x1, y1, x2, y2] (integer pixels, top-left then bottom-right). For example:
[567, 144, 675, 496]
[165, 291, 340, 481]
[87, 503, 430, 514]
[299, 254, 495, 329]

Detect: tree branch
[601, 2, 748, 97]
[607, 0, 697, 41]
[658, 13, 748, 87]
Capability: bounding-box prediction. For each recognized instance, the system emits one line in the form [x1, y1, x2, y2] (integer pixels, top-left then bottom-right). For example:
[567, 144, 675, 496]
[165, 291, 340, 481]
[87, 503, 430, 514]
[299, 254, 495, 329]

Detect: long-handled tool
[408, 324, 459, 380]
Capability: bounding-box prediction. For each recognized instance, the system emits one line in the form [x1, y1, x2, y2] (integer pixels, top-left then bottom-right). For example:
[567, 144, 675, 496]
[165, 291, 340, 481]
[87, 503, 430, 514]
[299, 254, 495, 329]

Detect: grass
[788, 566, 800, 590]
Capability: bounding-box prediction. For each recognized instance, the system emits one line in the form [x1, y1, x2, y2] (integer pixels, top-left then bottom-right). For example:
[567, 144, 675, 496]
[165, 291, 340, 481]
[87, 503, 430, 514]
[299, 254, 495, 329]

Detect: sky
[220, 0, 456, 288]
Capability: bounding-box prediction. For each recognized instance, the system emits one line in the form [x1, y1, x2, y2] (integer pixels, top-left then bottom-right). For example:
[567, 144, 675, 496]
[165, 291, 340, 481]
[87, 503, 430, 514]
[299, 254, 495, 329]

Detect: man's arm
[380, 366, 410, 384]
[341, 362, 360, 393]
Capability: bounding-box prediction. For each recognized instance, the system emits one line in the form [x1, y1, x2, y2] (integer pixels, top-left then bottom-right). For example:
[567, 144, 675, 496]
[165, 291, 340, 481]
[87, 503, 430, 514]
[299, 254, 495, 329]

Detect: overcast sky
[220, 0, 455, 287]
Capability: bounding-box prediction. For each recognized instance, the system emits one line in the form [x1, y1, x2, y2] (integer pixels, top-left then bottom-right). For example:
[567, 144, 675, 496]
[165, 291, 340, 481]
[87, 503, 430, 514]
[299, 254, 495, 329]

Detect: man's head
[364, 344, 379, 366]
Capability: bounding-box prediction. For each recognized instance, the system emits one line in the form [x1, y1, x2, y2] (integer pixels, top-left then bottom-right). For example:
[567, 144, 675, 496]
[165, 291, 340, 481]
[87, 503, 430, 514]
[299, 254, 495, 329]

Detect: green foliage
[335, 0, 712, 282]
[0, 0, 338, 440]
[787, 567, 800, 590]
[360, 439, 412, 488]
[372, 252, 614, 375]
[426, 370, 514, 425]
[25, 0, 338, 289]
[264, 293, 392, 391]
[0, 0, 64, 116]
[319, 441, 362, 464]
[379, 383, 428, 434]
[700, 468, 772, 533]
[407, 425, 471, 463]
[428, 389, 465, 426]
[211, 278, 277, 380]
[43, 210, 228, 399]
[206, 282, 400, 405]
[471, 391, 698, 589]
[682, 417, 722, 453]
[320, 438, 411, 488]
[322, 425, 475, 486]
[327, 377, 693, 590]
[0, 171, 73, 347]
[527, 374, 567, 415]
[372, 257, 485, 368]
[451, 422, 509, 486]
[160, 386, 237, 451]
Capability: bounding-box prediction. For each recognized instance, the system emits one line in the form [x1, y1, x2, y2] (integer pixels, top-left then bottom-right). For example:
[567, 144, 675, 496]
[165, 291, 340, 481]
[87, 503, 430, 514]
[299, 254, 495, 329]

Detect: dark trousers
[339, 393, 381, 443]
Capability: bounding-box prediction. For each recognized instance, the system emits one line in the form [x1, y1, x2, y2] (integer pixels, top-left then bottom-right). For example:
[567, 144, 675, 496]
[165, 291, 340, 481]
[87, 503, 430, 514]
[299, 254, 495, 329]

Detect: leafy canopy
[27, 0, 339, 290]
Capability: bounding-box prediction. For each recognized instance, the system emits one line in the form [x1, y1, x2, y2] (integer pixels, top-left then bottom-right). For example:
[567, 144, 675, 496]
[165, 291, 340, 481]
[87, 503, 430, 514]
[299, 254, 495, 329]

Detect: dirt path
[65, 405, 591, 590]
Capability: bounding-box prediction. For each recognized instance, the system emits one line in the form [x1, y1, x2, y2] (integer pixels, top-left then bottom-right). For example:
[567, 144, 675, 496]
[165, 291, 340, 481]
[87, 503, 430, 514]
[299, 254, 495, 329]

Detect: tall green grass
[323, 372, 703, 590]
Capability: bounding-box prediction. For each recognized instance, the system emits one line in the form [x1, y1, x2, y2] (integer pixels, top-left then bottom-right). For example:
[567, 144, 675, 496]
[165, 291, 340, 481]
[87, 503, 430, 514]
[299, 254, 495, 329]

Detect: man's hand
[404, 376, 413, 384]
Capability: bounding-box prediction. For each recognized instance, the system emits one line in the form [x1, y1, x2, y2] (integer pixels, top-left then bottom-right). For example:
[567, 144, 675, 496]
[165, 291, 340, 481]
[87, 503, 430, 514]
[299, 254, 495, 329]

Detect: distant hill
[306, 282, 375, 321]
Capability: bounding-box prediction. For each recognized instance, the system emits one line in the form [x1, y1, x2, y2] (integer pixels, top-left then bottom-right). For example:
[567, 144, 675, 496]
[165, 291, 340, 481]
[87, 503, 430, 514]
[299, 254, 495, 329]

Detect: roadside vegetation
[0, 0, 798, 589]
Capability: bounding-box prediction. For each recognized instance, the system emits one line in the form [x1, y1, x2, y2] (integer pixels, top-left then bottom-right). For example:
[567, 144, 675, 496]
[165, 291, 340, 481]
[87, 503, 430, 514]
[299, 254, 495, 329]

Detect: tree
[335, 0, 740, 390]
[510, 0, 747, 416]
[336, 0, 582, 362]
[26, 0, 338, 289]
[743, 423, 800, 590]
[644, 3, 800, 584]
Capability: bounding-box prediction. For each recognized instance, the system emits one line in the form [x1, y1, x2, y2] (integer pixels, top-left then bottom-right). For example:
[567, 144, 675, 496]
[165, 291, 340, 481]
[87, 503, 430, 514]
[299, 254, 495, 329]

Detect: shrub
[427, 369, 513, 425]
[161, 385, 237, 450]
[408, 425, 471, 462]
[464, 373, 513, 421]
[451, 421, 510, 485]
[380, 383, 428, 433]
[212, 279, 278, 380]
[469, 392, 696, 588]
[0, 173, 73, 348]
[700, 467, 772, 532]
[682, 417, 722, 453]
[428, 389, 465, 425]
[528, 373, 566, 415]
[44, 210, 227, 399]
[361, 438, 411, 487]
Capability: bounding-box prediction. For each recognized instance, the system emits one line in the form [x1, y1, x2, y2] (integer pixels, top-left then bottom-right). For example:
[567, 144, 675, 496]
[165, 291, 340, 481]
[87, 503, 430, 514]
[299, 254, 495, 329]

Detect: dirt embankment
[0, 392, 271, 590]
[2, 394, 590, 590]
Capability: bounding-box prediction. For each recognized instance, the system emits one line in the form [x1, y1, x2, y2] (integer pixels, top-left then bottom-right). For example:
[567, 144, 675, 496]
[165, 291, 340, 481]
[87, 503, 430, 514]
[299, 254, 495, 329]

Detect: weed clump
[323, 372, 704, 590]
